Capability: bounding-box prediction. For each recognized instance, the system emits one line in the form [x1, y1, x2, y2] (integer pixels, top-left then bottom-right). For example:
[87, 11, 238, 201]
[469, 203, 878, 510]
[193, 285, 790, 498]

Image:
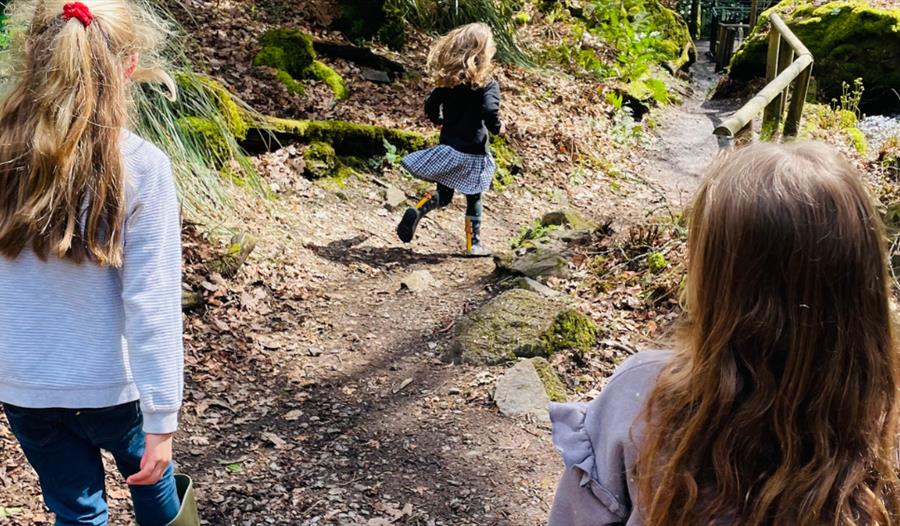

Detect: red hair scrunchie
[62, 2, 94, 28]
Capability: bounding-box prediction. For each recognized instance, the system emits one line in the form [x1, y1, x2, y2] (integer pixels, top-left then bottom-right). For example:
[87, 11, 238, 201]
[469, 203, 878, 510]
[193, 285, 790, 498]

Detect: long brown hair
[427, 22, 496, 88]
[636, 142, 900, 525]
[0, 0, 174, 266]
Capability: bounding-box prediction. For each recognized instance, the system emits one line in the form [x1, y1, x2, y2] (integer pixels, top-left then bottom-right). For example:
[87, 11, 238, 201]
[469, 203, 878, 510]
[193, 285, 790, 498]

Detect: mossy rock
[491, 135, 523, 191]
[255, 29, 348, 99]
[259, 117, 435, 156]
[450, 289, 592, 365]
[530, 357, 567, 402]
[729, 1, 900, 113]
[176, 116, 231, 168]
[541, 209, 597, 232]
[303, 141, 338, 179]
[256, 28, 315, 78]
[541, 309, 598, 355]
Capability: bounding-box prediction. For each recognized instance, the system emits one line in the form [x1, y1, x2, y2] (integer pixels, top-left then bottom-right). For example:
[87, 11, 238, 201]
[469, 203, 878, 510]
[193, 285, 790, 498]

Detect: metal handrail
[714, 12, 814, 143]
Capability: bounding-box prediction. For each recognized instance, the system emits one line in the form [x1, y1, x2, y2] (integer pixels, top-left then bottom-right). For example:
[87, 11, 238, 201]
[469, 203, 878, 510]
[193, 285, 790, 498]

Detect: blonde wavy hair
[0, 0, 175, 267]
[427, 22, 496, 88]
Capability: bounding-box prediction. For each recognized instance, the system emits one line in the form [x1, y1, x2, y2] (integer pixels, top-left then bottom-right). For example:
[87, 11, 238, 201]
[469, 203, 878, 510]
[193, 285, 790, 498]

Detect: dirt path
[640, 42, 739, 207]
[0, 46, 733, 526]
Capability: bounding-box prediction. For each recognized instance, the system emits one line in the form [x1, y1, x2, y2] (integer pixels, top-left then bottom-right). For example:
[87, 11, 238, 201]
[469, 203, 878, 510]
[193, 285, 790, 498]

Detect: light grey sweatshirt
[0, 130, 184, 434]
[548, 351, 672, 526]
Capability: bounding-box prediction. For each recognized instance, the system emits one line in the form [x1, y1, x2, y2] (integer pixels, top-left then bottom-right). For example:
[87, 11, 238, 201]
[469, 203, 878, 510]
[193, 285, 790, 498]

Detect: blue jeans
[3, 401, 180, 526]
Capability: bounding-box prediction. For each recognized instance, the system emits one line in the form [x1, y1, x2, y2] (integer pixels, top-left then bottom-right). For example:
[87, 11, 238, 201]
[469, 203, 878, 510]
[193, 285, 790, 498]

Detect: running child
[396, 22, 503, 257]
[0, 1, 196, 525]
[549, 142, 900, 525]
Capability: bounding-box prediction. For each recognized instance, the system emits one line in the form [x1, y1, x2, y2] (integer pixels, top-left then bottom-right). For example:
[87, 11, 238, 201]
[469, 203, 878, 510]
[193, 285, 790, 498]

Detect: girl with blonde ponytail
[0, 1, 196, 525]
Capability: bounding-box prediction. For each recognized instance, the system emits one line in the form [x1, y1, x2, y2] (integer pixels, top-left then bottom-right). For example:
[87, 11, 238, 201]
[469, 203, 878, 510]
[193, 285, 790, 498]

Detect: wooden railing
[713, 22, 749, 71]
[714, 12, 813, 145]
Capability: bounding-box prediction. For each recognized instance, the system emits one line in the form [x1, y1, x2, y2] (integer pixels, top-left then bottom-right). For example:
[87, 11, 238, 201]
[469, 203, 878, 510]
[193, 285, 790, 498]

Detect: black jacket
[424, 80, 502, 155]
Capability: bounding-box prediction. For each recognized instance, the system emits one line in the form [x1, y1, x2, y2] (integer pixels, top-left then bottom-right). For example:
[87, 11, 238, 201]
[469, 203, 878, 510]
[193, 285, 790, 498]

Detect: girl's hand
[127, 433, 174, 485]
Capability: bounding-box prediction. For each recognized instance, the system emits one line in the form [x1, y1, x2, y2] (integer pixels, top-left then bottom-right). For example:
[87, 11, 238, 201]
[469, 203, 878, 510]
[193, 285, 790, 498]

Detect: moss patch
[176, 116, 231, 168]
[309, 60, 348, 100]
[255, 29, 348, 99]
[303, 141, 338, 179]
[175, 73, 251, 140]
[491, 135, 523, 191]
[542, 309, 598, 355]
[729, 1, 900, 112]
[275, 70, 305, 95]
[531, 357, 567, 402]
[264, 117, 435, 156]
[800, 103, 869, 153]
[255, 29, 315, 77]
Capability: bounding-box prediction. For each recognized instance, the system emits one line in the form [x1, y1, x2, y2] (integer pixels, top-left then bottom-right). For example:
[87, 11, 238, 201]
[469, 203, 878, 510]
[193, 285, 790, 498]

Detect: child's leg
[397, 184, 455, 243]
[417, 183, 455, 215]
[81, 402, 180, 526]
[464, 193, 490, 257]
[2, 404, 109, 526]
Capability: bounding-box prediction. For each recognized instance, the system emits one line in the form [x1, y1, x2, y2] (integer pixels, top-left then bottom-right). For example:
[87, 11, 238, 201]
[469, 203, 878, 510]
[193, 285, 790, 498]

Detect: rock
[400, 270, 437, 293]
[303, 141, 338, 179]
[361, 68, 392, 84]
[493, 360, 551, 422]
[494, 247, 571, 280]
[384, 186, 407, 210]
[530, 357, 567, 403]
[450, 289, 586, 365]
[541, 209, 598, 232]
[728, 1, 900, 114]
[510, 276, 561, 297]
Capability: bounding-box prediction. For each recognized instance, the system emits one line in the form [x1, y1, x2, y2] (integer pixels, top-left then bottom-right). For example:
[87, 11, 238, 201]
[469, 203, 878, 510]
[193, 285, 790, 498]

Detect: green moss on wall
[531, 357, 567, 402]
[729, 1, 900, 112]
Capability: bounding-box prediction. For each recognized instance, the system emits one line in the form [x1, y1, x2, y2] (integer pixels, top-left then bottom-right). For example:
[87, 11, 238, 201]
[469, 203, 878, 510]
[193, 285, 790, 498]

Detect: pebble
[859, 114, 900, 153]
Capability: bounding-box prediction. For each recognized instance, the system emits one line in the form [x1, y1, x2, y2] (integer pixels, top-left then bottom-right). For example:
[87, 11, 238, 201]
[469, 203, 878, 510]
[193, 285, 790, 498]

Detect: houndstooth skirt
[401, 145, 496, 195]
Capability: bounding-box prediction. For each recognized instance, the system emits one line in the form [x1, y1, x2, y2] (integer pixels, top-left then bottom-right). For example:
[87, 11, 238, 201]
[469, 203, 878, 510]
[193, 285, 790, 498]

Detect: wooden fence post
[762, 30, 782, 138]
[783, 64, 812, 138]
[775, 38, 794, 116]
